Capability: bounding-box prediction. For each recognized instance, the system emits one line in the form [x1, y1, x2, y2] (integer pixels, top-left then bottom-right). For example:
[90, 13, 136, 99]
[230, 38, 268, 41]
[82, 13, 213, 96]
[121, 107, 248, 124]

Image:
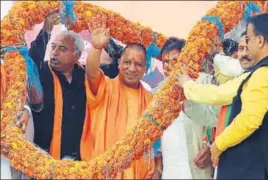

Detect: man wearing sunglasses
[211, 13, 268, 179]
[177, 13, 268, 179]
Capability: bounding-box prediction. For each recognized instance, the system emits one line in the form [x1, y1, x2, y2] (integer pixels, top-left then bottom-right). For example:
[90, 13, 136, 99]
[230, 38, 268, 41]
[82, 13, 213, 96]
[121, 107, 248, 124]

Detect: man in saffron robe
[85, 27, 155, 179]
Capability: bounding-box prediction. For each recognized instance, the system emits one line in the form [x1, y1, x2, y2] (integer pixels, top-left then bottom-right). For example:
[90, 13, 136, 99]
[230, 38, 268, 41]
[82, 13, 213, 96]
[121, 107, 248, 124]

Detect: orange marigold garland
[67, 1, 167, 47]
[1, 1, 267, 179]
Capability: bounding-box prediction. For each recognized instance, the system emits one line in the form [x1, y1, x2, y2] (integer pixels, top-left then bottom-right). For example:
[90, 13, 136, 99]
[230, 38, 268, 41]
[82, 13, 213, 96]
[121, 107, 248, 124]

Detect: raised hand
[90, 27, 110, 50]
[43, 8, 60, 33]
[88, 14, 110, 49]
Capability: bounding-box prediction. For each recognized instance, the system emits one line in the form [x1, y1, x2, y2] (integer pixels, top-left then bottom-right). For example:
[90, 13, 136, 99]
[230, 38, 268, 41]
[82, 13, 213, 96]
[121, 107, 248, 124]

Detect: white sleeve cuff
[23, 105, 32, 115]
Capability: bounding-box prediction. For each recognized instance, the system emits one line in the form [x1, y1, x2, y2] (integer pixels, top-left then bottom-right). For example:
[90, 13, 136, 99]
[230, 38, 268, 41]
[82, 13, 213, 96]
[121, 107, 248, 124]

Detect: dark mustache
[241, 56, 251, 61]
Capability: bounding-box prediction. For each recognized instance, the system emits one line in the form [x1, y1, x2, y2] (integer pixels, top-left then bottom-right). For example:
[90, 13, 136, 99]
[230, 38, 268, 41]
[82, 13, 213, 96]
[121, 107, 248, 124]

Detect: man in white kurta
[160, 72, 218, 179]
[152, 37, 219, 179]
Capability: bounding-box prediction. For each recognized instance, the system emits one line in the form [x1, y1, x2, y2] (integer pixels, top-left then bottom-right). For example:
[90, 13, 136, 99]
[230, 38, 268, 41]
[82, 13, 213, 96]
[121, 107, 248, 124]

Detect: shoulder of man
[248, 66, 268, 84]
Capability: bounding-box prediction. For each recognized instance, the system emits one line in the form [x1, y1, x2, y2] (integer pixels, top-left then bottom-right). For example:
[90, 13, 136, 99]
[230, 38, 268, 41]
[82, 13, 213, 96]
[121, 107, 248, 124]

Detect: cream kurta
[161, 72, 218, 179]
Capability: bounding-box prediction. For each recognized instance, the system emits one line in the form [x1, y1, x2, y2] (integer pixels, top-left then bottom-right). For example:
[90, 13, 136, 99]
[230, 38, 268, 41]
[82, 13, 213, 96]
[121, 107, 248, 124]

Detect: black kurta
[30, 30, 86, 160]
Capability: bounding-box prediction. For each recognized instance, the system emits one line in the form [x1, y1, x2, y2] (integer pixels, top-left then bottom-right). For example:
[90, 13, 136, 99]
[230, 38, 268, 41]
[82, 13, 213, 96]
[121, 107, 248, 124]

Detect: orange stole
[87, 74, 155, 179]
[48, 64, 91, 160]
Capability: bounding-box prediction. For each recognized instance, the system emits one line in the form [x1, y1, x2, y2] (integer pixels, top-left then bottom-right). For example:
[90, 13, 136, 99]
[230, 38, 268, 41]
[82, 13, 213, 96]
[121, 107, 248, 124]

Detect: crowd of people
[1, 10, 268, 179]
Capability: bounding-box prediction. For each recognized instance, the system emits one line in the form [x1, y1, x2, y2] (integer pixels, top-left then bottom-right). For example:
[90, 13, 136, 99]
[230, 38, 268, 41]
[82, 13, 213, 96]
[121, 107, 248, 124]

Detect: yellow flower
[11, 142, 18, 150]
[85, 11, 92, 18]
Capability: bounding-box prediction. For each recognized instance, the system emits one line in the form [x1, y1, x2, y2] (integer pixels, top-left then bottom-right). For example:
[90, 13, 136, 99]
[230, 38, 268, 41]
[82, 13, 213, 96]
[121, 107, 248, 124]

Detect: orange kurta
[87, 70, 155, 179]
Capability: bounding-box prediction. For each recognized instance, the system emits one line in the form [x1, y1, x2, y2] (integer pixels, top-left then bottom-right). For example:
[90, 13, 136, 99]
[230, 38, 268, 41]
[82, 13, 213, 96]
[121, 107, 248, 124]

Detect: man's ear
[258, 35, 266, 49]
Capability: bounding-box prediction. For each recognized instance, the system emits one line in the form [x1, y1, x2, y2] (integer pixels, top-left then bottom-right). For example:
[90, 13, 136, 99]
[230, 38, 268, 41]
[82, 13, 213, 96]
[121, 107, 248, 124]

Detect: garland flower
[1, 1, 267, 179]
